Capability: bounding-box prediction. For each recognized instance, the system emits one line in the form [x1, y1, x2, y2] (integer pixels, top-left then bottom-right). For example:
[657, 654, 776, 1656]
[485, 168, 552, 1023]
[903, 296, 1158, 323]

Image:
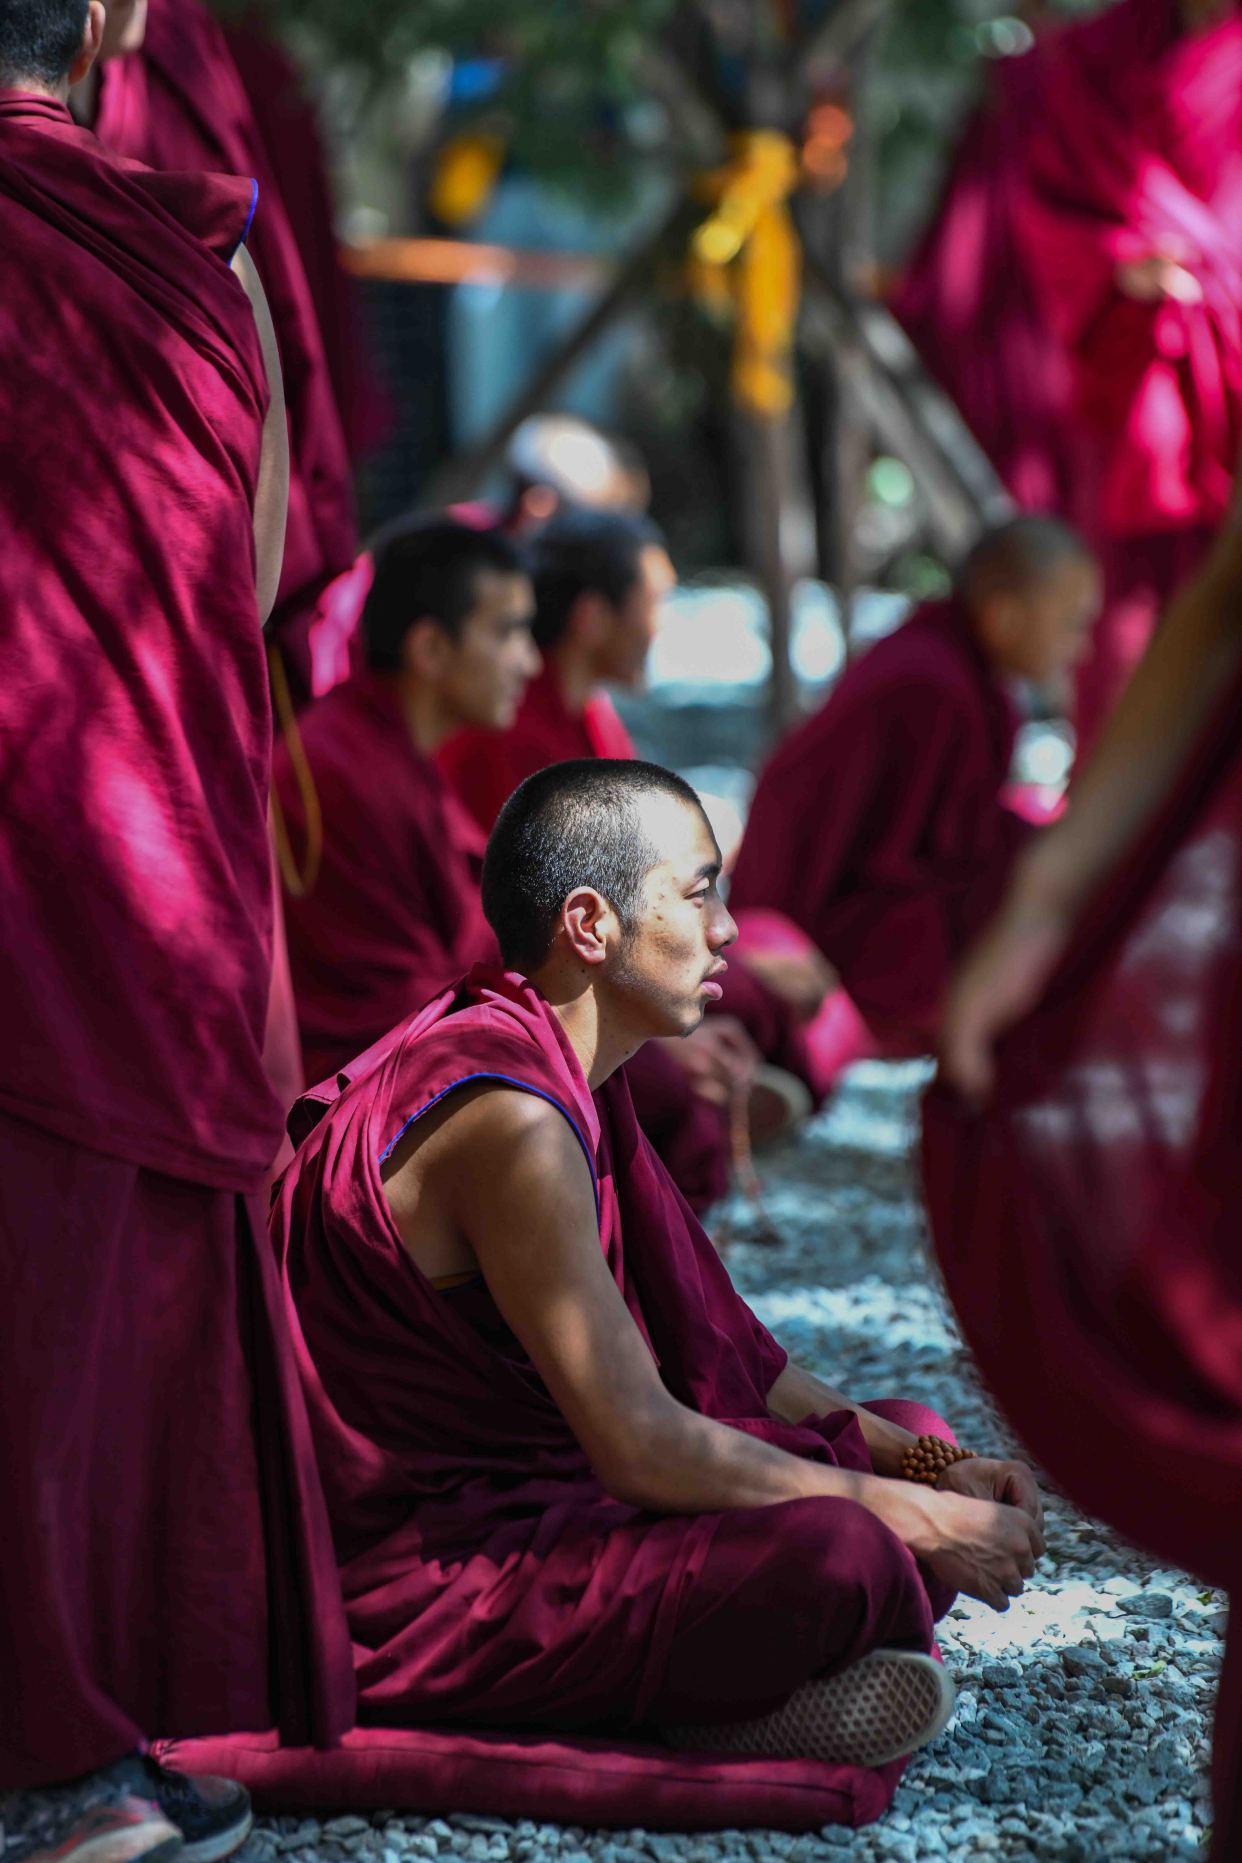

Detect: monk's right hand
[875, 1484, 1045, 1613]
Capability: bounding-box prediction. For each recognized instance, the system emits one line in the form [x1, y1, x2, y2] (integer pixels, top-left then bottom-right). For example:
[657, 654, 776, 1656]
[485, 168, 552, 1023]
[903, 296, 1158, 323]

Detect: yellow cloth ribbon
[690, 129, 802, 417]
[428, 130, 506, 228]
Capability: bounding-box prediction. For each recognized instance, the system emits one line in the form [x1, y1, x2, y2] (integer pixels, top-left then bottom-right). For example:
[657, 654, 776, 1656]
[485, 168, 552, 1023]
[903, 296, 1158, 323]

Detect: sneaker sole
[667, 1648, 957, 1769]
[176, 1812, 253, 1863]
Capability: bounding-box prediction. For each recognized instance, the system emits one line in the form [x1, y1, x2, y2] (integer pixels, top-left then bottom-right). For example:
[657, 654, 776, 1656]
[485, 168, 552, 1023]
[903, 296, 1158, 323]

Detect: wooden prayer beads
[899, 1434, 978, 1486]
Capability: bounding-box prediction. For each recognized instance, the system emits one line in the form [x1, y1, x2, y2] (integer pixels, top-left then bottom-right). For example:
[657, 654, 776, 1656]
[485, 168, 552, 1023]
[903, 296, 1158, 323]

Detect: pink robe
[94, 0, 358, 702]
[277, 967, 953, 1775]
[730, 600, 1030, 1047]
[895, 0, 1242, 755]
[921, 635, 1242, 1861]
[0, 93, 352, 1788]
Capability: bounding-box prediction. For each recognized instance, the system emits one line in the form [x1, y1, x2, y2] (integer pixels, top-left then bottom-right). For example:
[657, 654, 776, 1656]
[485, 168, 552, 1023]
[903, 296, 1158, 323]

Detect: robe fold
[277, 966, 952, 1749]
[894, 0, 1242, 754]
[730, 599, 1030, 1045]
[920, 643, 1242, 1862]
[0, 94, 352, 1787]
[94, 0, 358, 701]
[279, 671, 734, 1210]
[439, 664, 820, 1097]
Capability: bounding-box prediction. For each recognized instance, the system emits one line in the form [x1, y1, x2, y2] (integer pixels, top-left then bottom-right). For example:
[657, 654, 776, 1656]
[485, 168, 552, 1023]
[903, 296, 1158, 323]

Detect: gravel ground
[245, 1060, 1223, 1863]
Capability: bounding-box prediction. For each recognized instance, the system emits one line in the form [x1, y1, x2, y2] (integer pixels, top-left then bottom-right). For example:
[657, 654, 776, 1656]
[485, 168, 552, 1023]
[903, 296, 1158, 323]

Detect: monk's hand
[935, 1455, 1044, 1533]
[1115, 250, 1203, 305]
[663, 1016, 759, 1106]
[877, 1485, 1045, 1614]
[938, 881, 1072, 1102]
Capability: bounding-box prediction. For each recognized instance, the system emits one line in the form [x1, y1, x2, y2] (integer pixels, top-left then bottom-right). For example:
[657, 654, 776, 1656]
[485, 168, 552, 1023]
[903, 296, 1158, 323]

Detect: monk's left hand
[936, 1456, 1044, 1532]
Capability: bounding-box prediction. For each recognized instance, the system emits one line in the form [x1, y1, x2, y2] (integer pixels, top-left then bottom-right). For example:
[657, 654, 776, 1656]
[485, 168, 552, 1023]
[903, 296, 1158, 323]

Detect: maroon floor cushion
[155, 1726, 908, 1832]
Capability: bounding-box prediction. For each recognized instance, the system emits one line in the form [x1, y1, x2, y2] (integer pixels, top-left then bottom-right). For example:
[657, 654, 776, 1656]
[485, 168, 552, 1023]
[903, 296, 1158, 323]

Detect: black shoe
[107, 1763, 251, 1863]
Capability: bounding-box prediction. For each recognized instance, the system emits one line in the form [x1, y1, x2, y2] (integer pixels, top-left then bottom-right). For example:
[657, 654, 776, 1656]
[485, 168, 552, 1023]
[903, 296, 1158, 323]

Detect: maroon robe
[274, 673, 496, 1086]
[730, 599, 1030, 1046]
[93, 0, 358, 702]
[221, 14, 389, 465]
[439, 663, 821, 1098]
[921, 642, 1242, 1860]
[0, 94, 351, 1788]
[895, 0, 1242, 755]
[277, 966, 952, 1773]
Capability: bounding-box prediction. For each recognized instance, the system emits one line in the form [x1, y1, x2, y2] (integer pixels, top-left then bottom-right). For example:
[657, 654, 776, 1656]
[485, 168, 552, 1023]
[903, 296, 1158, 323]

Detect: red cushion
[154, 1726, 907, 1832]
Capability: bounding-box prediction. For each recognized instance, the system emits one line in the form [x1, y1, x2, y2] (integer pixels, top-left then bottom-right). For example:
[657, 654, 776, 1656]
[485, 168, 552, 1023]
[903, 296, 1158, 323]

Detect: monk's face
[986, 556, 1101, 685]
[595, 546, 676, 688]
[609, 793, 737, 1038]
[436, 569, 540, 730]
[99, 0, 148, 58]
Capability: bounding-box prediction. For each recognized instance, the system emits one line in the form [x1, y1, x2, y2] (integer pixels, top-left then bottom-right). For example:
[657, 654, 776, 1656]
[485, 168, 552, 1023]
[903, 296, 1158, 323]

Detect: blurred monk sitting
[277, 758, 1045, 1771]
[730, 517, 1100, 1074]
[276, 518, 761, 1211]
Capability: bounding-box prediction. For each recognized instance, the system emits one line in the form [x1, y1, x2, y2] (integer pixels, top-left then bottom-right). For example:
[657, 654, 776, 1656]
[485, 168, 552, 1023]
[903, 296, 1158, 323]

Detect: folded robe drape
[277, 967, 952, 1750]
[0, 94, 353, 1784]
[94, 0, 358, 701]
[921, 653, 1242, 1857]
[894, 0, 1242, 754]
[730, 599, 1030, 1045]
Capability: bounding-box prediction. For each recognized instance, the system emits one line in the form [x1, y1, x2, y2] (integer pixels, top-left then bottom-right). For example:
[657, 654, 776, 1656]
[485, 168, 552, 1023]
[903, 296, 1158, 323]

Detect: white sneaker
[666, 1648, 957, 1768]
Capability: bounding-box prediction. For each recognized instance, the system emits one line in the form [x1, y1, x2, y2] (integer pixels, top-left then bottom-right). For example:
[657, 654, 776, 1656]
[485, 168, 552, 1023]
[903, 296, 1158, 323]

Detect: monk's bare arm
[424, 1090, 1042, 1608]
[767, 1361, 915, 1476]
[230, 244, 289, 622]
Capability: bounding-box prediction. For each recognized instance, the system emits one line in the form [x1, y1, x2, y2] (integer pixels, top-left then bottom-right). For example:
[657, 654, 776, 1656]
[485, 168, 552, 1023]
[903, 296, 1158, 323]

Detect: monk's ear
[401, 615, 452, 682]
[70, 2, 106, 84]
[568, 590, 611, 650]
[560, 887, 615, 968]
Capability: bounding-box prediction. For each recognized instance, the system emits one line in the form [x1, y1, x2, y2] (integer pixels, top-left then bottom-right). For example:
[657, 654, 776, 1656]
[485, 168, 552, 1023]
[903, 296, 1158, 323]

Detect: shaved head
[482, 758, 710, 972]
[0, 0, 89, 85]
[959, 515, 1093, 606]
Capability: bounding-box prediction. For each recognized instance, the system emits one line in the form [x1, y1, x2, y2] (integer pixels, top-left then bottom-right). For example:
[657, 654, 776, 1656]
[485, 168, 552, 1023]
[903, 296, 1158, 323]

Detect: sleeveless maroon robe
[0, 94, 352, 1788]
[731, 599, 1030, 1048]
[277, 968, 953, 1756]
[93, 0, 358, 702]
[921, 646, 1242, 1861]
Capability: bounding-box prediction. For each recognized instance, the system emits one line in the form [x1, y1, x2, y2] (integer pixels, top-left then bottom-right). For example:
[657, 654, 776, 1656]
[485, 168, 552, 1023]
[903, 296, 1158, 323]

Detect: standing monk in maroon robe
[71, 0, 358, 703]
[729, 519, 1099, 1078]
[276, 758, 1044, 1816]
[895, 0, 1242, 759]
[929, 509, 1242, 1859]
[439, 508, 832, 1120]
[0, 7, 352, 1863]
[275, 519, 738, 1213]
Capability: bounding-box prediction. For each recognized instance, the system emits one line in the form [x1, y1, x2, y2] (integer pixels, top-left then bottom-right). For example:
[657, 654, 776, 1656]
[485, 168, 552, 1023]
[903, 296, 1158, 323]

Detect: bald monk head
[0, 0, 110, 94]
[531, 509, 676, 690]
[958, 515, 1100, 686]
[503, 415, 652, 529]
[483, 758, 733, 1048]
[364, 516, 540, 745]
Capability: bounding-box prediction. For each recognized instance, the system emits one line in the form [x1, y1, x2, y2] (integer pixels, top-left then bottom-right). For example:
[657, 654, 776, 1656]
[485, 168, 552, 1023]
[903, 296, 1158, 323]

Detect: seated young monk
[729, 517, 1101, 1073]
[276, 759, 1046, 1770]
[275, 519, 738, 1211]
[439, 507, 832, 1117]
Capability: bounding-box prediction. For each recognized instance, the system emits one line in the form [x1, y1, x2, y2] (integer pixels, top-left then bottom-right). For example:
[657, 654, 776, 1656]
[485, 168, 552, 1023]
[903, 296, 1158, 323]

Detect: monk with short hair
[0, 6, 351, 1863]
[730, 517, 1100, 1071]
[277, 758, 1044, 1796]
